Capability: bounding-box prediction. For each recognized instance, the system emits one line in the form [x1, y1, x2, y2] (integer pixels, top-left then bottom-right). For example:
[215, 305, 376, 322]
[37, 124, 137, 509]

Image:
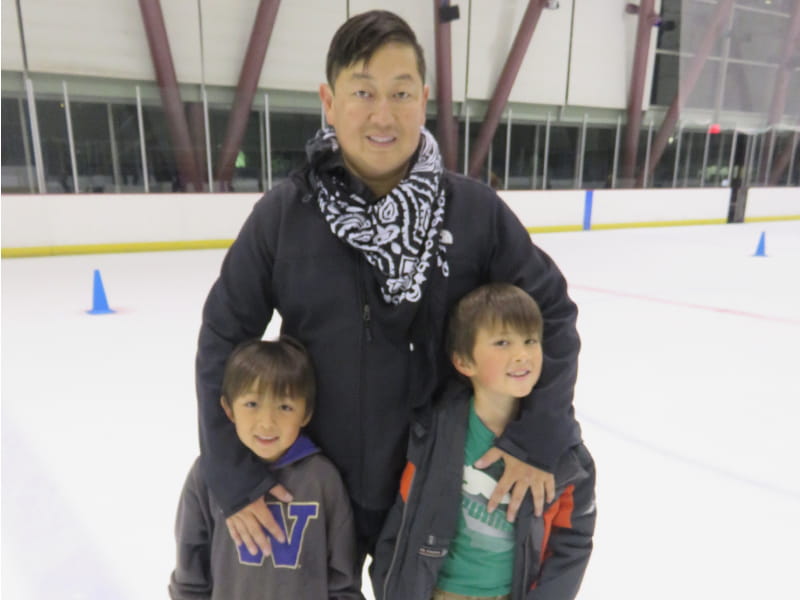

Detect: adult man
[196, 9, 582, 574]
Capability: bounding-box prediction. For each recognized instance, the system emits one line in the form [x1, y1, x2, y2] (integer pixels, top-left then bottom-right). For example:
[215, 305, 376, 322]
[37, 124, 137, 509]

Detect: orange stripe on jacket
[399, 462, 416, 503]
[530, 484, 576, 590]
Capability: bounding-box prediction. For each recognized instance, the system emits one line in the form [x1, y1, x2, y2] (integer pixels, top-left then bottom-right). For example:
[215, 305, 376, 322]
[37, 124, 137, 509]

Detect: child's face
[222, 386, 311, 463]
[455, 323, 543, 404]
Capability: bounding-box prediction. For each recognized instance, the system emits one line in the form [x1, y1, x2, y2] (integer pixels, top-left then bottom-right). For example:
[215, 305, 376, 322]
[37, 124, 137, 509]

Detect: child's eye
[525, 338, 540, 346]
[279, 403, 295, 412]
[494, 340, 509, 347]
[243, 400, 258, 409]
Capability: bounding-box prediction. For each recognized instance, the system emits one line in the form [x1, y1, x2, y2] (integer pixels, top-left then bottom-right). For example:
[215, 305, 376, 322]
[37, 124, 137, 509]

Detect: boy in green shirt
[374, 283, 596, 599]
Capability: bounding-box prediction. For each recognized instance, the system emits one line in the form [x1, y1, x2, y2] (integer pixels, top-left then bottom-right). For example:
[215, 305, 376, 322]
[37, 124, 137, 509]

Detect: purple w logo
[238, 502, 319, 568]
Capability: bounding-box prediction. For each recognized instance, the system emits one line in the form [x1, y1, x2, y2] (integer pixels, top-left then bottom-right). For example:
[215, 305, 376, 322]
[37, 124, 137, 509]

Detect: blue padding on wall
[583, 190, 594, 230]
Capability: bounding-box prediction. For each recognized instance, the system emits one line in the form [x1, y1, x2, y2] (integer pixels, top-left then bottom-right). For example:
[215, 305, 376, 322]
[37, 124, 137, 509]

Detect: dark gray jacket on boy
[169, 435, 361, 600]
[372, 380, 596, 600]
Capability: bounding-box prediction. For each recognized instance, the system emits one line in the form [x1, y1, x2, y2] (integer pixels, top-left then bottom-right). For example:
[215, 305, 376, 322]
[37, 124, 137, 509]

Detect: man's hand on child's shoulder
[224, 484, 293, 556]
[475, 447, 555, 520]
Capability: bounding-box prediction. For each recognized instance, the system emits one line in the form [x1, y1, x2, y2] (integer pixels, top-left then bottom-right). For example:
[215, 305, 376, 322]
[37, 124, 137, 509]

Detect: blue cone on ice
[753, 231, 767, 257]
[87, 269, 115, 315]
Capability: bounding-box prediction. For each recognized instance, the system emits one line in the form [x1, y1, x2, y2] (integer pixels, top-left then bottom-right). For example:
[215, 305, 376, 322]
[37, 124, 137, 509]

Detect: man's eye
[354, 90, 371, 98]
[395, 91, 410, 99]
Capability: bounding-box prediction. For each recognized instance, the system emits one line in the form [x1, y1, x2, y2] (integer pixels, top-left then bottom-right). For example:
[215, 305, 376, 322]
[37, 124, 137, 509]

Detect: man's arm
[488, 199, 581, 471]
[195, 195, 290, 552]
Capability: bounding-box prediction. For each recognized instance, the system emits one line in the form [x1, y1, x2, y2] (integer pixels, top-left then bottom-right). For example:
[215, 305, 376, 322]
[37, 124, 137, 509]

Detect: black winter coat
[196, 167, 582, 517]
[372, 380, 596, 600]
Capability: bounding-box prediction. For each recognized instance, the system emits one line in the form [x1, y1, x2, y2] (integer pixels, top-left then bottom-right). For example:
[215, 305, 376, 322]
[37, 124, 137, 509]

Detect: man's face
[319, 42, 429, 197]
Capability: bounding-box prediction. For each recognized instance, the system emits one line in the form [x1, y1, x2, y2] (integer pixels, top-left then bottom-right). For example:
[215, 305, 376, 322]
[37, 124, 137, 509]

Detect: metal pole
[468, 0, 546, 177]
[612, 114, 621, 189]
[17, 97, 35, 192]
[577, 113, 587, 189]
[136, 85, 150, 193]
[672, 125, 683, 188]
[215, 0, 282, 187]
[463, 104, 470, 175]
[643, 118, 653, 188]
[62, 81, 79, 193]
[727, 129, 738, 187]
[543, 112, 551, 190]
[700, 128, 711, 187]
[108, 104, 122, 192]
[259, 109, 266, 192]
[434, 0, 458, 170]
[504, 109, 512, 190]
[487, 143, 493, 186]
[203, 87, 213, 192]
[264, 94, 273, 190]
[138, 0, 203, 190]
[787, 131, 798, 185]
[25, 78, 46, 193]
[765, 125, 776, 185]
[682, 132, 693, 187]
[621, 0, 657, 184]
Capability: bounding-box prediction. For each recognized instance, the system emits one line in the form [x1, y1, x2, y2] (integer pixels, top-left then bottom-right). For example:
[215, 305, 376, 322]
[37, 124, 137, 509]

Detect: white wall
[2, 0, 661, 110]
[568, 0, 662, 110]
[467, 0, 573, 105]
[7, 188, 797, 256]
[744, 187, 800, 221]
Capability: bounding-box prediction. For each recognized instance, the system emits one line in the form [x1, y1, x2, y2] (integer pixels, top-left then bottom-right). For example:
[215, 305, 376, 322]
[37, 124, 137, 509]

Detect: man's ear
[452, 352, 476, 378]
[319, 83, 334, 125]
[220, 397, 234, 423]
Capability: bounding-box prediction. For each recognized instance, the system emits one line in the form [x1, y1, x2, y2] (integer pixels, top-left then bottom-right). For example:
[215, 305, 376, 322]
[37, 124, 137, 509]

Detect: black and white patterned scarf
[309, 126, 449, 305]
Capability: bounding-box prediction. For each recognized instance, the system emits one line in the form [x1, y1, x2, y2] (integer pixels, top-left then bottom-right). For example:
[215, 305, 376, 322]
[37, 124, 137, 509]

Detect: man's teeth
[369, 135, 394, 143]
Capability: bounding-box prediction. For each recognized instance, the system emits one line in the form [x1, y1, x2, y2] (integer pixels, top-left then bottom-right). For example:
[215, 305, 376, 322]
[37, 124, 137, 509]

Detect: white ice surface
[2, 221, 799, 599]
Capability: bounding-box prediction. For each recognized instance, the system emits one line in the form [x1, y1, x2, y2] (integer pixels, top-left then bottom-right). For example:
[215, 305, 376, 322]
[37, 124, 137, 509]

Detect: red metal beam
[640, 0, 735, 187]
[767, 1, 800, 185]
[434, 0, 458, 171]
[621, 0, 657, 186]
[215, 0, 281, 189]
[468, 0, 546, 179]
[138, 0, 203, 191]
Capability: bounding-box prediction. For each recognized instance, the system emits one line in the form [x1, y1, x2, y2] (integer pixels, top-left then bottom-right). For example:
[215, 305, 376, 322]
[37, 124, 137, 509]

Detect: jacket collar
[271, 434, 320, 469]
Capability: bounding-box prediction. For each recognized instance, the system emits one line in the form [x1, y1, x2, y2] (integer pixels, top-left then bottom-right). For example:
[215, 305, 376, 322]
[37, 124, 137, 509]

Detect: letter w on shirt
[237, 502, 319, 568]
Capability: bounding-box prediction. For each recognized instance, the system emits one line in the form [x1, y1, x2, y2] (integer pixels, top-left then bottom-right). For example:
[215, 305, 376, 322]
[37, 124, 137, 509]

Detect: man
[196, 9, 582, 579]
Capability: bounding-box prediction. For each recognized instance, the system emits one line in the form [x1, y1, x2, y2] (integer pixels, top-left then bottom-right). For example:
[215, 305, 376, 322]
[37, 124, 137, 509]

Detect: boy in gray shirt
[170, 337, 361, 599]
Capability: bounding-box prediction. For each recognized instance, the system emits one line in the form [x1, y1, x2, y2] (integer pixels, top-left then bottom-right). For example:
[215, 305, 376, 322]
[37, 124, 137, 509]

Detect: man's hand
[475, 447, 555, 521]
[224, 484, 293, 556]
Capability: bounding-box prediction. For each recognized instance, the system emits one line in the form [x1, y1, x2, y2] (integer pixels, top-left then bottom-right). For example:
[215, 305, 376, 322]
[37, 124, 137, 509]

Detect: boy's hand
[224, 484, 293, 556]
[475, 448, 555, 521]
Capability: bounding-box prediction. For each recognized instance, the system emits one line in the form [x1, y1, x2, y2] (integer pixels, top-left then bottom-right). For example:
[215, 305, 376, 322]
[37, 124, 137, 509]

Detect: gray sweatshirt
[169, 435, 362, 600]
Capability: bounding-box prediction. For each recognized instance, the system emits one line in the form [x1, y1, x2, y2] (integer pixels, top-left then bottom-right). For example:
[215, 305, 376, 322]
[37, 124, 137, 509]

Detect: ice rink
[2, 220, 799, 599]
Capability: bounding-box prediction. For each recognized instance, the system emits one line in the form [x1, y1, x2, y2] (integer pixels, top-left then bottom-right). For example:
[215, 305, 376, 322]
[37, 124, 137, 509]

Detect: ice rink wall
[2, 187, 798, 258]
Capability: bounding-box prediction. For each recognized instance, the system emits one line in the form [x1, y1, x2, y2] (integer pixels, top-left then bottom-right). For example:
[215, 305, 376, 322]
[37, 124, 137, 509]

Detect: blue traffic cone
[753, 231, 767, 257]
[87, 269, 115, 315]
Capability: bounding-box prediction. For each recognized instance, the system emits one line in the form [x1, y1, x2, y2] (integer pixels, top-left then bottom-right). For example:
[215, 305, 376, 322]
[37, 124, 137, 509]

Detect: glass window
[34, 98, 72, 193]
[140, 105, 180, 192]
[1, 97, 34, 193]
[583, 127, 616, 189]
[722, 62, 776, 114]
[729, 7, 789, 64]
[111, 102, 146, 193]
[546, 125, 578, 189]
[268, 111, 321, 186]
[70, 102, 114, 193]
[506, 123, 539, 190]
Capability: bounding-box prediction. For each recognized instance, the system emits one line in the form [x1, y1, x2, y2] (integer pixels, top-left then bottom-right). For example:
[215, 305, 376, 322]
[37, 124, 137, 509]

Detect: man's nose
[370, 97, 393, 126]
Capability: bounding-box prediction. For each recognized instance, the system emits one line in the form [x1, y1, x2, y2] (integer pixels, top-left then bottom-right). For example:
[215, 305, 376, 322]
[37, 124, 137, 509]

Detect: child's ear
[301, 409, 313, 428]
[220, 397, 234, 422]
[452, 352, 476, 378]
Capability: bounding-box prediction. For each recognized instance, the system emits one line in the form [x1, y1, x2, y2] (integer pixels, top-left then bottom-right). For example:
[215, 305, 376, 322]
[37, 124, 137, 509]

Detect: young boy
[373, 283, 596, 600]
[169, 337, 361, 600]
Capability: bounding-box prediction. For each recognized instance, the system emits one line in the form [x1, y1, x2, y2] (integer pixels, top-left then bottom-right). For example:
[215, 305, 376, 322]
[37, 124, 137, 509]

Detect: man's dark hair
[446, 283, 544, 362]
[326, 10, 426, 87]
[221, 336, 316, 416]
